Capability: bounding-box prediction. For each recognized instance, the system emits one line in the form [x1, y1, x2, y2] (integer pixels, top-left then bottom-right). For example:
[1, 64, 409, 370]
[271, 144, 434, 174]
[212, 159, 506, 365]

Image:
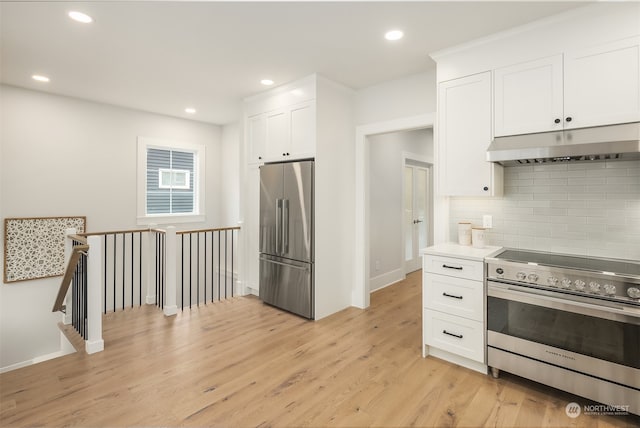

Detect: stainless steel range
[485, 249, 640, 416]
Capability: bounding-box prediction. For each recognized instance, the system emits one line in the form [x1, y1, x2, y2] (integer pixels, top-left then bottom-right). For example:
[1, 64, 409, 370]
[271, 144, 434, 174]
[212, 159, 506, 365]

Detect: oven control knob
[628, 287, 640, 299]
[589, 282, 601, 293]
[603, 284, 616, 295]
[574, 280, 586, 291]
[516, 272, 526, 281]
[527, 273, 539, 282]
[561, 279, 572, 288]
[547, 277, 559, 287]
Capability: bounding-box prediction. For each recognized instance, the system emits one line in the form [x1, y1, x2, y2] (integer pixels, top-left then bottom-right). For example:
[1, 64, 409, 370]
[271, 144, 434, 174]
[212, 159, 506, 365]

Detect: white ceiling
[1, 1, 589, 125]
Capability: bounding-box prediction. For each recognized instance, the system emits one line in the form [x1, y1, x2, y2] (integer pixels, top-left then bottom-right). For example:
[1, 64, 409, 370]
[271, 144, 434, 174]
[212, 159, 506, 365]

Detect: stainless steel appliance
[259, 160, 314, 319]
[487, 121, 640, 165]
[486, 249, 640, 415]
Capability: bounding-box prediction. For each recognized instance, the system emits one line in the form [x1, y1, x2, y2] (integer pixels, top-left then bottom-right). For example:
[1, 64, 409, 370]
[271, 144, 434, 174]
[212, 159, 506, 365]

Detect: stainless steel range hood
[486, 122, 640, 166]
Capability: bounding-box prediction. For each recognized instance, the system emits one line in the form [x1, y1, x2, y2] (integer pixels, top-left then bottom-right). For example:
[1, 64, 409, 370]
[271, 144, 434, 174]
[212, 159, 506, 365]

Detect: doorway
[354, 113, 437, 309]
[367, 128, 434, 293]
[403, 160, 432, 274]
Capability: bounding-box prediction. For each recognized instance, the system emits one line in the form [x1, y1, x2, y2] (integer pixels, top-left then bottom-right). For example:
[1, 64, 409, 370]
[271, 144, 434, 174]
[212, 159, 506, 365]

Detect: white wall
[355, 70, 436, 126]
[368, 129, 433, 291]
[0, 85, 223, 369]
[220, 122, 241, 226]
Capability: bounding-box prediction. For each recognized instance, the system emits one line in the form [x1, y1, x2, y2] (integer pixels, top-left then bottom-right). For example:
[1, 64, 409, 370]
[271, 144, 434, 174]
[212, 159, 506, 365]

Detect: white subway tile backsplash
[448, 160, 640, 260]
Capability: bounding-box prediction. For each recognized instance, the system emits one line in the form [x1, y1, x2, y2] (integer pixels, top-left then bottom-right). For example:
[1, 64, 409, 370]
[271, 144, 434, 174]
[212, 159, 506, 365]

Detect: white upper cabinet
[494, 36, 640, 137]
[289, 101, 316, 158]
[564, 36, 640, 129]
[247, 113, 266, 163]
[438, 71, 503, 197]
[494, 55, 564, 136]
[265, 108, 289, 160]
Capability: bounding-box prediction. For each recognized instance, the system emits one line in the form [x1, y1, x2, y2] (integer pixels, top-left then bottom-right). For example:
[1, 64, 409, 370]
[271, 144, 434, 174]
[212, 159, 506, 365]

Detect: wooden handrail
[176, 226, 241, 235]
[67, 234, 88, 245]
[79, 228, 151, 237]
[52, 244, 89, 312]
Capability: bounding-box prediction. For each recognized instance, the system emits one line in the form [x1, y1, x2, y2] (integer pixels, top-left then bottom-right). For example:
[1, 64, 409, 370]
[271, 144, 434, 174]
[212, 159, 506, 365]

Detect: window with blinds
[146, 148, 196, 214]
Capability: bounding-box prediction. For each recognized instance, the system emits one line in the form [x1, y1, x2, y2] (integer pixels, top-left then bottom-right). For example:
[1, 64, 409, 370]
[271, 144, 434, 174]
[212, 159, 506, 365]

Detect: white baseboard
[1, 332, 76, 373]
[370, 268, 405, 293]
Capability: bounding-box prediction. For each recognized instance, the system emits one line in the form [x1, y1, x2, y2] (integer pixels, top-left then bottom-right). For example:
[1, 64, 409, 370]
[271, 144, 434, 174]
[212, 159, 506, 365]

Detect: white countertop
[420, 242, 503, 262]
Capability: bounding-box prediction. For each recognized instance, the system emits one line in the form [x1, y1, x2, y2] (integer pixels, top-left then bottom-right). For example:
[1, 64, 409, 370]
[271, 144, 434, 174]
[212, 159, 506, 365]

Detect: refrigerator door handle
[283, 199, 289, 254]
[276, 199, 282, 255]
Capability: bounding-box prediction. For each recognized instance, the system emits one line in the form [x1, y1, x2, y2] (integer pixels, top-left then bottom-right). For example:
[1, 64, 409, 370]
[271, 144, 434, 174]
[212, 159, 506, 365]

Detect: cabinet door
[438, 71, 502, 196]
[290, 101, 316, 158]
[247, 113, 266, 164]
[494, 54, 563, 136]
[265, 108, 289, 160]
[564, 36, 640, 129]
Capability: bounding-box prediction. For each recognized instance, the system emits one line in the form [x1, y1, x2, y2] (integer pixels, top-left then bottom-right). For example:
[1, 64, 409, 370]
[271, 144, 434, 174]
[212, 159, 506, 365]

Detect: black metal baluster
[139, 231, 142, 306]
[112, 234, 116, 313]
[189, 233, 192, 309]
[155, 233, 159, 308]
[231, 229, 235, 298]
[130, 233, 134, 308]
[224, 230, 228, 299]
[204, 231, 207, 305]
[103, 236, 107, 314]
[197, 232, 200, 306]
[211, 231, 214, 303]
[181, 234, 184, 311]
[122, 233, 125, 311]
[218, 231, 221, 302]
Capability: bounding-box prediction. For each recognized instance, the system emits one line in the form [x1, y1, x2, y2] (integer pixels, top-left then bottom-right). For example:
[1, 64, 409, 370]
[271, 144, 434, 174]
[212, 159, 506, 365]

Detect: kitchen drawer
[423, 309, 484, 363]
[423, 255, 484, 281]
[424, 274, 483, 322]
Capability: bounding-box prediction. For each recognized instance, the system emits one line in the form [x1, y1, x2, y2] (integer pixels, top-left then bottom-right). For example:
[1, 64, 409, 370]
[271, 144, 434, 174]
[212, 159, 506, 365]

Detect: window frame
[137, 137, 205, 225]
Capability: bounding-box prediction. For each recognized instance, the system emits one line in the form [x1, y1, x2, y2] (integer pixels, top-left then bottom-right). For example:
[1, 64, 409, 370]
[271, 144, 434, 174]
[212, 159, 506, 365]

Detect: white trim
[136, 137, 206, 225]
[1, 333, 75, 373]
[354, 113, 436, 309]
[429, 3, 597, 62]
[369, 268, 405, 293]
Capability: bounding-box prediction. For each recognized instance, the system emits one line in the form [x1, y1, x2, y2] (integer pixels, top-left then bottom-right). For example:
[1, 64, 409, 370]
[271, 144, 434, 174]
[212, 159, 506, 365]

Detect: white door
[404, 165, 429, 273]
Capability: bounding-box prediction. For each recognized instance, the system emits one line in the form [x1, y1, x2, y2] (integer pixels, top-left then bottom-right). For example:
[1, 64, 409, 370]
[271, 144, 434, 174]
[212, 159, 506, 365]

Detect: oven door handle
[488, 282, 640, 325]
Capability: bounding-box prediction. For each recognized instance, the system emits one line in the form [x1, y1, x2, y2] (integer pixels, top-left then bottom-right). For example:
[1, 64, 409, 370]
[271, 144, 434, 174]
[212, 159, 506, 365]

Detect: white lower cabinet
[422, 246, 500, 374]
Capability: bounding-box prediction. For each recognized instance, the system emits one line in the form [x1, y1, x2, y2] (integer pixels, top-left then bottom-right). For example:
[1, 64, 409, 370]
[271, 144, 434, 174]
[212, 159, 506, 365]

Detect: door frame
[402, 154, 433, 274]
[353, 113, 439, 309]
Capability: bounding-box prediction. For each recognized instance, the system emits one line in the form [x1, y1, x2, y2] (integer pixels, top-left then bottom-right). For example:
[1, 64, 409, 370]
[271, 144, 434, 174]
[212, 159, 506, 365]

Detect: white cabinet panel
[424, 309, 484, 363]
[265, 108, 288, 160]
[423, 255, 483, 281]
[245, 165, 261, 293]
[247, 114, 266, 164]
[438, 71, 502, 196]
[425, 274, 483, 321]
[494, 55, 564, 136]
[290, 101, 316, 158]
[564, 36, 640, 129]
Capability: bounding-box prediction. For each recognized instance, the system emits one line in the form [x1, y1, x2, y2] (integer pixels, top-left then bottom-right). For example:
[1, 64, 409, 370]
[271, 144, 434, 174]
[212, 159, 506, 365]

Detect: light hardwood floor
[1, 271, 638, 427]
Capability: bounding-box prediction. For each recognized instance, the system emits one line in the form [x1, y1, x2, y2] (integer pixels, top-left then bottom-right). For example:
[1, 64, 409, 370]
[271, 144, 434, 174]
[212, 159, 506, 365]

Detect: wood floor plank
[1, 271, 638, 427]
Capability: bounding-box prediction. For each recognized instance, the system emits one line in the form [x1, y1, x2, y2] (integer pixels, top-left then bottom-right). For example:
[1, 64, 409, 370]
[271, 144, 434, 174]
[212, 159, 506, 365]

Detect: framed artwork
[3, 216, 86, 283]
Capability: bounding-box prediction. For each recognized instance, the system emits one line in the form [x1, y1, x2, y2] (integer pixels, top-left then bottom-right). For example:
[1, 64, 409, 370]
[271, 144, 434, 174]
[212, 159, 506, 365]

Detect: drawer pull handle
[443, 330, 463, 339]
[442, 264, 463, 270]
[442, 292, 463, 300]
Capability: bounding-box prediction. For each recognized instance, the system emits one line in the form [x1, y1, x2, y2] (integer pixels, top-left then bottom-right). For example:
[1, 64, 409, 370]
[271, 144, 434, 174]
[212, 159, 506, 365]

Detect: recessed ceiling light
[32, 75, 50, 83]
[385, 30, 404, 41]
[68, 11, 93, 24]
[185, 108, 196, 114]
[261, 79, 274, 86]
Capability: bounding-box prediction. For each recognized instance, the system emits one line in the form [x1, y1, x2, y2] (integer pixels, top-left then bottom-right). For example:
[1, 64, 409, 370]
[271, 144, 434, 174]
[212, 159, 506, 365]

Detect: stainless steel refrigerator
[259, 160, 314, 319]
